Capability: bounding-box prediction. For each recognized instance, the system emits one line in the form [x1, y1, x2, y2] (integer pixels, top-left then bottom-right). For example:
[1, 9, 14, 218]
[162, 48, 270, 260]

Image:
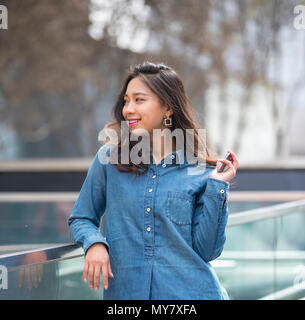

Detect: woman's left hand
[209, 150, 239, 182]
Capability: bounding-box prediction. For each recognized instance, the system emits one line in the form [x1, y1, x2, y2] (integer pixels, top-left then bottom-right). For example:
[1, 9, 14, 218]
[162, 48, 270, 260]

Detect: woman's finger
[83, 261, 89, 283]
[108, 262, 114, 278]
[227, 150, 239, 170]
[94, 265, 101, 291]
[88, 263, 95, 289]
[219, 159, 236, 175]
[101, 264, 109, 290]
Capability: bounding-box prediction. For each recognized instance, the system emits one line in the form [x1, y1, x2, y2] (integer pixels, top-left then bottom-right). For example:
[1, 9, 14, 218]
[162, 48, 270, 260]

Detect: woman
[67, 61, 239, 300]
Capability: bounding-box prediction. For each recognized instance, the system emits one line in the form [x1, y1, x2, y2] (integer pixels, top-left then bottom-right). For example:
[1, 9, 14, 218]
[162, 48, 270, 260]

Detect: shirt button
[220, 189, 225, 194]
[148, 188, 153, 192]
[162, 163, 166, 168]
[152, 175, 156, 179]
[147, 227, 151, 232]
[146, 207, 151, 212]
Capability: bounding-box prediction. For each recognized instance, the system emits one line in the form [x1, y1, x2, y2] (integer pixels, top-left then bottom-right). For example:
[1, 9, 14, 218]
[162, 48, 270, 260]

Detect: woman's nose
[123, 102, 137, 115]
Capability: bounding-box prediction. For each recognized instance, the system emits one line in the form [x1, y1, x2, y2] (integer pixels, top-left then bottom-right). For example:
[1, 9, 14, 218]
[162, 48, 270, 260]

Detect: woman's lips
[128, 120, 140, 127]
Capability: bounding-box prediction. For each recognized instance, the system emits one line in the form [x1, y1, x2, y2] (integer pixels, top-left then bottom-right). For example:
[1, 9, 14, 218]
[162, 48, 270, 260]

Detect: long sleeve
[191, 177, 229, 262]
[67, 146, 110, 255]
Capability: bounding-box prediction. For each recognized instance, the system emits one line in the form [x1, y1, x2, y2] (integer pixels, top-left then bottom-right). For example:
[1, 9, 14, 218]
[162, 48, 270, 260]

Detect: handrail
[259, 284, 305, 300]
[0, 243, 82, 271]
[227, 198, 305, 227]
[0, 159, 92, 172]
[229, 191, 305, 202]
[219, 250, 305, 260]
[0, 192, 78, 202]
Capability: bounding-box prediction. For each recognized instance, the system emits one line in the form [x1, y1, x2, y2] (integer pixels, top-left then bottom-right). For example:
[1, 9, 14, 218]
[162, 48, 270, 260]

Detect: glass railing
[213, 199, 305, 300]
[1, 197, 305, 299]
[0, 190, 298, 246]
[0, 199, 280, 247]
[229, 201, 283, 214]
[0, 198, 76, 246]
[0, 244, 103, 299]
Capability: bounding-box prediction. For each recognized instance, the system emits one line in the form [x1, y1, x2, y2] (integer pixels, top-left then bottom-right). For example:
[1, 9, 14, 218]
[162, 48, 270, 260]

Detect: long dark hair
[103, 61, 219, 176]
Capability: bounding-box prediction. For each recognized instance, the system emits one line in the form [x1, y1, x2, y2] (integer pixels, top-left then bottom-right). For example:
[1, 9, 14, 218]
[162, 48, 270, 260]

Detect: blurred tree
[0, 0, 134, 157]
[0, 0, 301, 158]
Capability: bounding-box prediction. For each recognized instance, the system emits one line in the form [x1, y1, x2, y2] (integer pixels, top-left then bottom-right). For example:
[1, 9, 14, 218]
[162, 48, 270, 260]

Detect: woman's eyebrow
[124, 92, 150, 97]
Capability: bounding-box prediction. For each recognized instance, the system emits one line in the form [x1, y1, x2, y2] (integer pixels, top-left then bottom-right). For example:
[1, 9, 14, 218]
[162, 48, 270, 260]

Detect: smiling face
[122, 77, 173, 137]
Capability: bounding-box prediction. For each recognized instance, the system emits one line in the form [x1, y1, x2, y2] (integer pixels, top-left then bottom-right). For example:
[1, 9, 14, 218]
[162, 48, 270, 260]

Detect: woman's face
[122, 77, 172, 137]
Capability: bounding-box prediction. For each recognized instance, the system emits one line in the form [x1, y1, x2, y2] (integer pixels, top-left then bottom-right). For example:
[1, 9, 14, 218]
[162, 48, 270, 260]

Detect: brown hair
[102, 61, 219, 176]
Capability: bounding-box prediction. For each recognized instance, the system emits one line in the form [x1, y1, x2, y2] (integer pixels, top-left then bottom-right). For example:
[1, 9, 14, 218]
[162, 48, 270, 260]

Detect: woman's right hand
[83, 242, 114, 291]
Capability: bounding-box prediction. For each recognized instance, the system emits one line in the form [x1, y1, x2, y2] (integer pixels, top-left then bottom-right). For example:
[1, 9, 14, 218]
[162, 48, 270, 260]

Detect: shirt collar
[149, 149, 189, 168]
[155, 149, 217, 169]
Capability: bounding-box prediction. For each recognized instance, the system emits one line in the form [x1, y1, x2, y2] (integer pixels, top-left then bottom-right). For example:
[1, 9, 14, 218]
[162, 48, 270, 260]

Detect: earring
[163, 115, 172, 127]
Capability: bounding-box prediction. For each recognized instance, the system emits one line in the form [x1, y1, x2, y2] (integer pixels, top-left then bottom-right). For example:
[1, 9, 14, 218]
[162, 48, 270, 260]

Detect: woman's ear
[166, 108, 173, 117]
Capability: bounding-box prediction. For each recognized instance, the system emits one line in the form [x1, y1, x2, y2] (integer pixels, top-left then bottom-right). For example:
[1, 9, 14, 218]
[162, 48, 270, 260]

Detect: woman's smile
[128, 119, 141, 127]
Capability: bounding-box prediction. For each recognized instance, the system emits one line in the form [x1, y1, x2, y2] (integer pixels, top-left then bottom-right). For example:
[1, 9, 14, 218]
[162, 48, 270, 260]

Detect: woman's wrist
[209, 171, 230, 182]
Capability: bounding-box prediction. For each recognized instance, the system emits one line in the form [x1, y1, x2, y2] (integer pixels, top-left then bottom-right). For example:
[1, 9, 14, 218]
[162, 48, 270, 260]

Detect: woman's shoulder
[97, 143, 114, 164]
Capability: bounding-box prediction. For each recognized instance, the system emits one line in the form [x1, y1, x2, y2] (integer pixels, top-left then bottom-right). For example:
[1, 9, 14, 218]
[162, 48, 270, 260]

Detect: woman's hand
[209, 150, 239, 182]
[83, 242, 114, 291]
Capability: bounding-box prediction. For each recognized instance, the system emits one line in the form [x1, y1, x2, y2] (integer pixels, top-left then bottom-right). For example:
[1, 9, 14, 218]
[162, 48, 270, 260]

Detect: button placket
[219, 188, 227, 210]
[143, 167, 158, 260]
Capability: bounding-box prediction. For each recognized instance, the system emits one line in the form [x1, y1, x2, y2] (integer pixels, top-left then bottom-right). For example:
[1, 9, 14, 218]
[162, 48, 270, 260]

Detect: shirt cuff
[83, 232, 109, 255]
[205, 177, 230, 200]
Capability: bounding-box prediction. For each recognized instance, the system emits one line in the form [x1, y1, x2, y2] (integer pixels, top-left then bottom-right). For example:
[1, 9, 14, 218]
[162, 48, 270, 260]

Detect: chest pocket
[166, 191, 194, 225]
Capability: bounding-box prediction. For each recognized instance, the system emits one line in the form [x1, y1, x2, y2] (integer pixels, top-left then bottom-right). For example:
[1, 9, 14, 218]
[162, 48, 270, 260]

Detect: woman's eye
[124, 98, 144, 104]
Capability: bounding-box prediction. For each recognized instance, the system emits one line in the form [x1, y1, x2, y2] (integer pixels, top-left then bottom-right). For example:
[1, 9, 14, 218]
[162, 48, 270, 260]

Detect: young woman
[67, 61, 239, 300]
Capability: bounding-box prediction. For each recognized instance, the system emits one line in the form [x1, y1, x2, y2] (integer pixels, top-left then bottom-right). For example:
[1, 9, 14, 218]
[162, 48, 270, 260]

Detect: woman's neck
[150, 134, 176, 165]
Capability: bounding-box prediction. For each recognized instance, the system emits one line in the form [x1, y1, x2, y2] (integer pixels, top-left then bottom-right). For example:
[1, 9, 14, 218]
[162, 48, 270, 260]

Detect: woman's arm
[67, 145, 114, 291]
[67, 145, 109, 255]
[191, 177, 229, 262]
[192, 149, 238, 263]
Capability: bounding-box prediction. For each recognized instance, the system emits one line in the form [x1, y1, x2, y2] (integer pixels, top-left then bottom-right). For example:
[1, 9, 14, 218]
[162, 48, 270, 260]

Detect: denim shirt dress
[67, 143, 230, 300]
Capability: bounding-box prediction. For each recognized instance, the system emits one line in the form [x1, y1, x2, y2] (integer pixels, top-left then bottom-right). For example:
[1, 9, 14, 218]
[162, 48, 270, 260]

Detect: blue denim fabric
[67, 144, 230, 300]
